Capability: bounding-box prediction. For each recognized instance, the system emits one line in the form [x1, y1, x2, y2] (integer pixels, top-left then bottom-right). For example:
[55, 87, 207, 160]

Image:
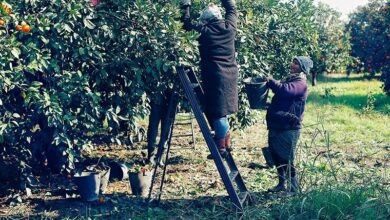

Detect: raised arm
[180, 0, 202, 32]
[267, 78, 307, 98]
[221, 0, 237, 28]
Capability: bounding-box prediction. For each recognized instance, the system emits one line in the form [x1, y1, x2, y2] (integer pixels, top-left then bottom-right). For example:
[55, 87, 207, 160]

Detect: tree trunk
[312, 72, 317, 86]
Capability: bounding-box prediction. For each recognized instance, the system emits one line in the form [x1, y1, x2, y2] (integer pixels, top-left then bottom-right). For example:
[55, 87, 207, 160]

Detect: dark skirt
[268, 129, 301, 161]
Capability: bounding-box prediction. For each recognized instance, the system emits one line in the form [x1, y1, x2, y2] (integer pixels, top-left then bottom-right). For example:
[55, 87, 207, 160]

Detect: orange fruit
[98, 197, 105, 203]
[22, 24, 30, 33]
[0, 19, 5, 26]
[16, 25, 22, 31]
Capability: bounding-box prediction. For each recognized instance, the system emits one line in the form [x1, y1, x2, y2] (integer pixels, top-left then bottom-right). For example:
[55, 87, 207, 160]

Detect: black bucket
[128, 170, 152, 197]
[73, 172, 101, 202]
[108, 162, 128, 182]
[243, 77, 269, 109]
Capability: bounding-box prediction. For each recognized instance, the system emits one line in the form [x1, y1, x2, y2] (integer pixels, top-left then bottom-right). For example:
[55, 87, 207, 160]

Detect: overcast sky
[315, 0, 370, 20]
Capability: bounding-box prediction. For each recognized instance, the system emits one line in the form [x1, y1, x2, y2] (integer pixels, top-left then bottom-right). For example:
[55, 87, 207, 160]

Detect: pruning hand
[180, 0, 191, 7]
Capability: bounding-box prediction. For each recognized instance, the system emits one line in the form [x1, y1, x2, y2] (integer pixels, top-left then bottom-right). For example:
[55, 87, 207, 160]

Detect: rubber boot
[225, 132, 233, 152]
[146, 146, 164, 166]
[207, 138, 227, 159]
[145, 146, 155, 164]
[268, 167, 286, 192]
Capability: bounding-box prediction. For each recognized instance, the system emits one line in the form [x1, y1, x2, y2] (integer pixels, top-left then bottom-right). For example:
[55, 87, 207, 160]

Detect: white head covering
[199, 3, 222, 24]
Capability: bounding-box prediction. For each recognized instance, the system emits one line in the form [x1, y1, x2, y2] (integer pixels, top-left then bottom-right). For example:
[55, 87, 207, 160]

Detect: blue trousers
[213, 116, 229, 139]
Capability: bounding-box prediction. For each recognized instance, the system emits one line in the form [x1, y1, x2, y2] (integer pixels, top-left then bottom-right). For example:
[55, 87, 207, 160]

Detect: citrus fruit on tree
[22, 24, 30, 33]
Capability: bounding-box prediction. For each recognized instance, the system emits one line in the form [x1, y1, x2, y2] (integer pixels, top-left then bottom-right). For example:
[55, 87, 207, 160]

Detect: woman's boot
[289, 175, 299, 193]
[207, 138, 227, 159]
[225, 132, 233, 152]
[268, 166, 286, 192]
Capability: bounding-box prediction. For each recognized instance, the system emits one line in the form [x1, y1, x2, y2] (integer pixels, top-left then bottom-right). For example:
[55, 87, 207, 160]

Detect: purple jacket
[266, 75, 308, 130]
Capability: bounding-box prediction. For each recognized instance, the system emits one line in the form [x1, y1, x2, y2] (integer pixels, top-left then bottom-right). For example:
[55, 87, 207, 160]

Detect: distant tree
[346, 0, 389, 93]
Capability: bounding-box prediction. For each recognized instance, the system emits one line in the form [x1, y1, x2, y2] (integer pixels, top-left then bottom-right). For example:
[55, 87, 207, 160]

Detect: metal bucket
[128, 170, 152, 197]
[73, 172, 101, 202]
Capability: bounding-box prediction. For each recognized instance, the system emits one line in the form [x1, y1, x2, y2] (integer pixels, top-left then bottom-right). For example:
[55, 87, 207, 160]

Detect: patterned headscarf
[199, 3, 222, 24]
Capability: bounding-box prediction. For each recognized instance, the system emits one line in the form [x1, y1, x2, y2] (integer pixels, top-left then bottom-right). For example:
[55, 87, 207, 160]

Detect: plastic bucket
[86, 164, 111, 193]
[243, 77, 269, 109]
[128, 171, 152, 197]
[73, 172, 101, 202]
[108, 162, 128, 182]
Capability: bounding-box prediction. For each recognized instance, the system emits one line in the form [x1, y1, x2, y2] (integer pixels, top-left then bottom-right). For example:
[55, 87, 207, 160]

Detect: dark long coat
[182, 0, 238, 119]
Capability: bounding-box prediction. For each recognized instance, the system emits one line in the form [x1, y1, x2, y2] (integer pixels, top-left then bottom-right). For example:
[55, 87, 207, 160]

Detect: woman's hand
[181, 0, 191, 7]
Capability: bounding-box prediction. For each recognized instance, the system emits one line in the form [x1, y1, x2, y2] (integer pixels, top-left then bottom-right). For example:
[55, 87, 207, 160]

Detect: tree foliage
[0, 0, 356, 188]
[346, 0, 390, 94]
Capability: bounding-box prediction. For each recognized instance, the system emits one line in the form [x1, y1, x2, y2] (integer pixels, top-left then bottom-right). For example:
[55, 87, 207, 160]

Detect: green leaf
[63, 24, 73, 33]
[40, 36, 49, 44]
[11, 48, 21, 59]
[79, 48, 86, 55]
[31, 81, 43, 87]
[163, 63, 170, 72]
[83, 18, 96, 30]
[27, 60, 39, 71]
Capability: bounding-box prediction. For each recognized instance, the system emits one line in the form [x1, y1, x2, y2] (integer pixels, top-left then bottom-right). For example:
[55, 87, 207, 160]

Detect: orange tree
[346, 0, 390, 93]
[0, 0, 190, 185]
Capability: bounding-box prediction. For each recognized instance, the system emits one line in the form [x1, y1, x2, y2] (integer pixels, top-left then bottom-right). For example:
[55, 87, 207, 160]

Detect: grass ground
[1, 74, 389, 219]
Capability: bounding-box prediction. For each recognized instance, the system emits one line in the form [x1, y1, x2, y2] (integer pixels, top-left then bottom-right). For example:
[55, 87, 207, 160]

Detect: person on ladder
[265, 56, 313, 193]
[180, 0, 238, 159]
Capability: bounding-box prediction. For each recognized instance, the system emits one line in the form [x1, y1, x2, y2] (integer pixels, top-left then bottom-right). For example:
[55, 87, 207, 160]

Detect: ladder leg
[157, 106, 177, 204]
[190, 112, 196, 148]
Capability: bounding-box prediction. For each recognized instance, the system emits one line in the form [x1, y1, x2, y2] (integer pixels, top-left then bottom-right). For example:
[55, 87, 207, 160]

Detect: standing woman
[266, 56, 313, 192]
[180, 0, 238, 158]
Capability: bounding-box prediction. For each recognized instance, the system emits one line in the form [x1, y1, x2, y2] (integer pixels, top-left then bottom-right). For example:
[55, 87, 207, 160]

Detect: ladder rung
[174, 122, 192, 126]
[190, 83, 200, 89]
[176, 118, 193, 121]
[229, 170, 238, 181]
[172, 134, 193, 137]
[238, 191, 249, 205]
[176, 115, 194, 119]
